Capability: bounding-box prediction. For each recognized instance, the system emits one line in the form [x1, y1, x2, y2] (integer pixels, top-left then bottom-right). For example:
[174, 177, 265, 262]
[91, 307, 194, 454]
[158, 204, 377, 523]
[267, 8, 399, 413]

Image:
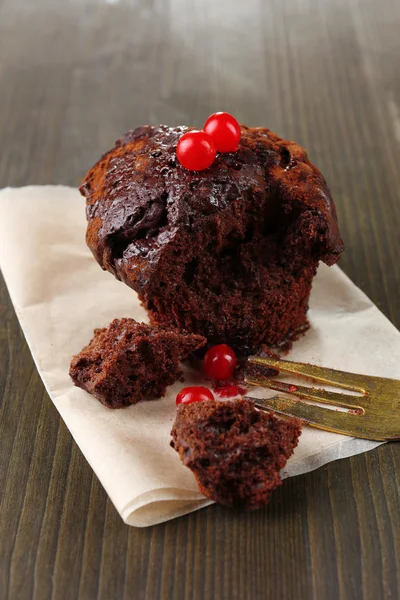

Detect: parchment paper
[0, 186, 399, 527]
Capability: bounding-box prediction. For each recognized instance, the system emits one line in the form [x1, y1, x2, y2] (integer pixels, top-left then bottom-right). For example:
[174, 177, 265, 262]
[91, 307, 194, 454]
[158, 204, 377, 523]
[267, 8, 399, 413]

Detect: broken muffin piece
[171, 398, 301, 509]
[70, 318, 206, 408]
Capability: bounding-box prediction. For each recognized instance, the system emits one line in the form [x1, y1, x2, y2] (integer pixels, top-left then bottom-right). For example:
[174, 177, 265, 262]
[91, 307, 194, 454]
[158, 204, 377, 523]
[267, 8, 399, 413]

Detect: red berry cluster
[175, 344, 238, 406]
[176, 112, 241, 171]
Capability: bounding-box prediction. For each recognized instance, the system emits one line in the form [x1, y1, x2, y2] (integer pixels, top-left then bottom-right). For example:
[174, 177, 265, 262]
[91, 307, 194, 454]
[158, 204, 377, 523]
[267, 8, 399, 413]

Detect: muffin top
[80, 124, 344, 283]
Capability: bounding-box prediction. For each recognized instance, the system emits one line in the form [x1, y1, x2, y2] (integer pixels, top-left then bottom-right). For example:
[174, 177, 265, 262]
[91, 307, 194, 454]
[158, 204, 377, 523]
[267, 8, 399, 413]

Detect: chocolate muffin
[81, 125, 344, 354]
[69, 318, 206, 408]
[171, 399, 301, 509]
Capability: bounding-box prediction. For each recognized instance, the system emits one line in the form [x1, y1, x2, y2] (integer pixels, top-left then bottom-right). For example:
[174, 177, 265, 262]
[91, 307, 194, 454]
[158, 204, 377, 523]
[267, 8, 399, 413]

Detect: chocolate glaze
[82, 125, 343, 275]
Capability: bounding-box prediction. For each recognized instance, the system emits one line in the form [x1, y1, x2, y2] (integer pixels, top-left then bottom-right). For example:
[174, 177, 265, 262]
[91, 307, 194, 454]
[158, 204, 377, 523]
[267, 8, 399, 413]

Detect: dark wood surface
[0, 0, 399, 598]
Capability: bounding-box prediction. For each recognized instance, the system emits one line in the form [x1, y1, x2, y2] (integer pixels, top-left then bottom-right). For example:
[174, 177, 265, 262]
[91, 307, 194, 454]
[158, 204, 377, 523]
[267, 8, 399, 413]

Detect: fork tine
[247, 395, 385, 440]
[248, 356, 369, 392]
[244, 374, 366, 409]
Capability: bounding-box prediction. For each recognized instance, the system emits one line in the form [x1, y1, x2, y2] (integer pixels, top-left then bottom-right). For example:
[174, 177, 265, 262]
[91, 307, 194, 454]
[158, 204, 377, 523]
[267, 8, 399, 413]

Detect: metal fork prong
[244, 375, 366, 409]
[247, 395, 386, 441]
[248, 356, 368, 393]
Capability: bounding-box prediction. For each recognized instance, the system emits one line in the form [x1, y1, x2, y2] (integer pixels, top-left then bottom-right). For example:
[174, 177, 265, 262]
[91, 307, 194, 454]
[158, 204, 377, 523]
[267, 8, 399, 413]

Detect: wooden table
[0, 0, 399, 598]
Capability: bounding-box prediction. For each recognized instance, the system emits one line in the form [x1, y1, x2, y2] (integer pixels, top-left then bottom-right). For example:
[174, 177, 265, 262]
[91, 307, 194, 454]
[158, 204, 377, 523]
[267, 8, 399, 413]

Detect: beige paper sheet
[0, 185, 399, 527]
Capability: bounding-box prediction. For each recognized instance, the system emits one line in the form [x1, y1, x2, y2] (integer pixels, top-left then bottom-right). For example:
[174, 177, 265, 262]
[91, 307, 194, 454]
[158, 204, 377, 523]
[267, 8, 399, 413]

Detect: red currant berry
[176, 386, 215, 406]
[176, 130, 216, 171]
[203, 112, 241, 153]
[203, 344, 237, 381]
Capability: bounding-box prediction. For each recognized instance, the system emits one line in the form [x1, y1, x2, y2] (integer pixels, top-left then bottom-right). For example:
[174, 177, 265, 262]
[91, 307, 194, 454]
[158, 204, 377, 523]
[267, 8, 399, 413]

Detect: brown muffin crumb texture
[170, 399, 301, 509]
[70, 318, 206, 408]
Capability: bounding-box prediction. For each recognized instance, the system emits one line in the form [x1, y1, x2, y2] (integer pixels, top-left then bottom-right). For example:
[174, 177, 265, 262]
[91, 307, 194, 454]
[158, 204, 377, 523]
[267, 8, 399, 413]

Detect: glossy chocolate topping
[81, 125, 344, 291]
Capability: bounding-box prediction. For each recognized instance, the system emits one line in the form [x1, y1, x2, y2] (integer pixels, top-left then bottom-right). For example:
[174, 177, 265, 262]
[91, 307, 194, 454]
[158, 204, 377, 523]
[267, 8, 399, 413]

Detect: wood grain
[0, 0, 399, 598]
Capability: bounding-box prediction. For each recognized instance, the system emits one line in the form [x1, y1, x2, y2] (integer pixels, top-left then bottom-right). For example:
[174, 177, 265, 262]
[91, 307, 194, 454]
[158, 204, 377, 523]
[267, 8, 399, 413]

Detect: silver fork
[244, 356, 400, 441]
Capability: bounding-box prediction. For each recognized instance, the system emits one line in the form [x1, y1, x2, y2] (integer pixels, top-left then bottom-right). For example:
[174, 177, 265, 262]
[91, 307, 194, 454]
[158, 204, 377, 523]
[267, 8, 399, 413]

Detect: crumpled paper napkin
[0, 186, 399, 527]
